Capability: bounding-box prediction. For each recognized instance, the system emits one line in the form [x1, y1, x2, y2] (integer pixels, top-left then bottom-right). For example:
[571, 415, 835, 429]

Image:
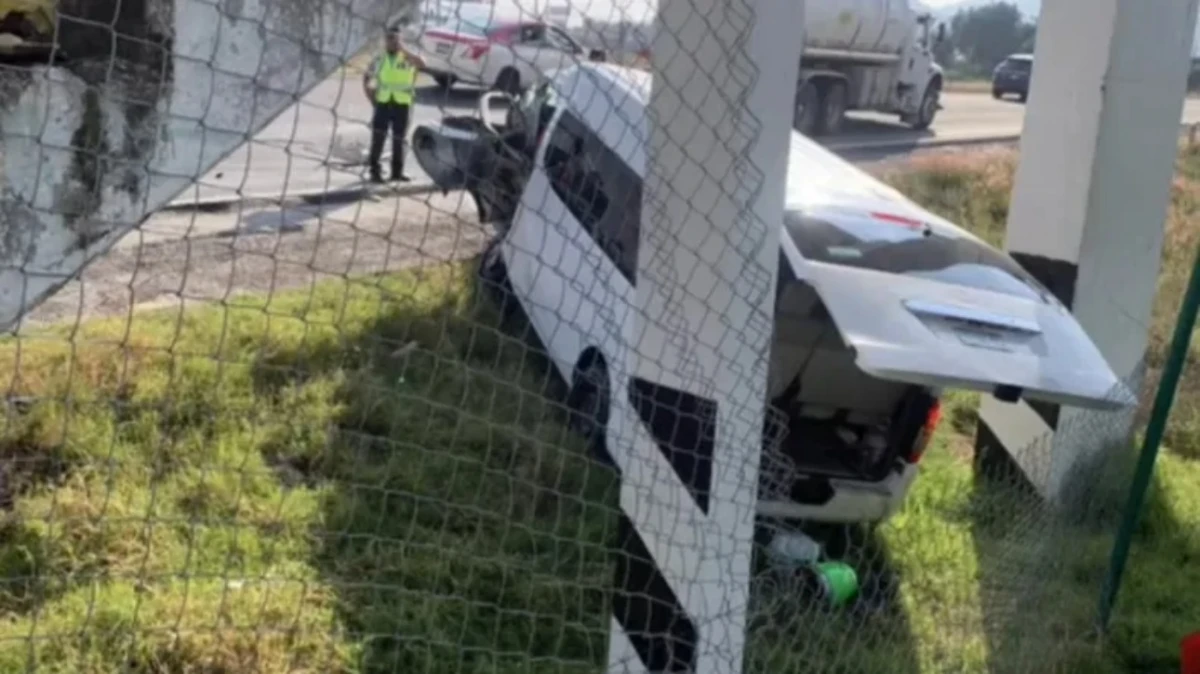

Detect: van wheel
[817, 81, 848, 136]
[494, 68, 522, 96]
[793, 81, 821, 136]
[477, 238, 517, 320]
[567, 358, 613, 466]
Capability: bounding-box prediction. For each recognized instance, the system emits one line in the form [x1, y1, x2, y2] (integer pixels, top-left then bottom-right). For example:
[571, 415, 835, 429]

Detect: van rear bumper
[757, 463, 918, 524]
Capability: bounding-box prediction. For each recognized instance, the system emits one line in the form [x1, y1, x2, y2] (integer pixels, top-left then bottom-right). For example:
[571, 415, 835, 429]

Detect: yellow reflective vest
[374, 53, 416, 105]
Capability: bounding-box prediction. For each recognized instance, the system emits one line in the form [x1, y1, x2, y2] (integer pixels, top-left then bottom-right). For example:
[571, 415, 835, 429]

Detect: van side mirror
[588, 48, 607, 62]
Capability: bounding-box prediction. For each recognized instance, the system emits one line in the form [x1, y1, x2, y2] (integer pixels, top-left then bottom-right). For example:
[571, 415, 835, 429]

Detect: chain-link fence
[1, 0, 1199, 672]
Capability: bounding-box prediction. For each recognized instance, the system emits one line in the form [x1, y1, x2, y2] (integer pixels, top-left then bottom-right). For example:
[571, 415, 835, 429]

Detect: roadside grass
[879, 144, 1200, 671]
[0, 268, 616, 673]
[0, 146, 1197, 672]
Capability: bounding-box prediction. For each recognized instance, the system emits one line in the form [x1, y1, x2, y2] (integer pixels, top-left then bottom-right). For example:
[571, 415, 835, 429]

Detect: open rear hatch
[779, 203, 1132, 411]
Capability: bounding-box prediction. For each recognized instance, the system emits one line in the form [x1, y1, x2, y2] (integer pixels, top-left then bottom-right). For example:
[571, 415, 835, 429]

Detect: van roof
[542, 62, 997, 255]
[545, 63, 911, 203]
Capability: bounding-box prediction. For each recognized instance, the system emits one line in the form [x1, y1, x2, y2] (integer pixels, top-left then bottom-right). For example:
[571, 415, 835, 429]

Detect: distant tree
[948, 2, 1037, 75]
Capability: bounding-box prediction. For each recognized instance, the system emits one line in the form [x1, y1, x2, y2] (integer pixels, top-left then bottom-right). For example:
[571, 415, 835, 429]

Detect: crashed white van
[412, 63, 1128, 524]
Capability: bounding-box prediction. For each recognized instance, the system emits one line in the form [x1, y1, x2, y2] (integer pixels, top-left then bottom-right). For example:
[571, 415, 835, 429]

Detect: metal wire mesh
[0, 0, 1196, 673]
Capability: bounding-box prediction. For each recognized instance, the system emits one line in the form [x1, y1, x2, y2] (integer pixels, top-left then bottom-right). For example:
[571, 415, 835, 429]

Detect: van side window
[544, 111, 642, 284]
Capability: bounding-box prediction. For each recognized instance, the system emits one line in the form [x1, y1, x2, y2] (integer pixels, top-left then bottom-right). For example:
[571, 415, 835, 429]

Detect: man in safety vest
[363, 27, 424, 184]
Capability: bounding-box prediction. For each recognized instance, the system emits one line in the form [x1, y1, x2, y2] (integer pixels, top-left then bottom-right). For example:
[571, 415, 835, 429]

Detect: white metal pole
[605, 0, 803, 671]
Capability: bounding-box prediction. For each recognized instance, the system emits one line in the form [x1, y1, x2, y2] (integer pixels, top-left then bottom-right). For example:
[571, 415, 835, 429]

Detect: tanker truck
[793, 0, 946, 136]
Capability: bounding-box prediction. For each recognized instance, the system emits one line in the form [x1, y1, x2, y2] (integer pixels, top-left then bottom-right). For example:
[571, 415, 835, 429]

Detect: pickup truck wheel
[494, 68, 522, 96]
[793, 81, 820, 136]
[817, 81, 848, 136]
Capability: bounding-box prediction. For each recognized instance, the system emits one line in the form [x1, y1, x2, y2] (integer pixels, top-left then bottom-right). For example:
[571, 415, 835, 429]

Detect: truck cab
[792, 3, 945, 137]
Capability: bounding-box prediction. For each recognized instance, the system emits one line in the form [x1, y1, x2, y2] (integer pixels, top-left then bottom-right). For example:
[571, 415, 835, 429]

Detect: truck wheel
[793, 81, 820, 136]
[817, 81, 848, 136]
[433, 74, 455, 91]
[911, 82, 941, 131]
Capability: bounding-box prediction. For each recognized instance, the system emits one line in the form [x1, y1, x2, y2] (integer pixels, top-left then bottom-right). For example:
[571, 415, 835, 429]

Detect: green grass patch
[0, 268, 615, 673]
[0, 146, 1198, 672]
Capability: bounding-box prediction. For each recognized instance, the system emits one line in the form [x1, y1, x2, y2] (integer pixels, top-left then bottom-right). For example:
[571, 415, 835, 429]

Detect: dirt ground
[21, 190, 487, 329]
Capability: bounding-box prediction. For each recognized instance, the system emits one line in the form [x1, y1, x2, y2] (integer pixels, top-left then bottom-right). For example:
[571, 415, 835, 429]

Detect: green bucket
[812, 561, 859, 607]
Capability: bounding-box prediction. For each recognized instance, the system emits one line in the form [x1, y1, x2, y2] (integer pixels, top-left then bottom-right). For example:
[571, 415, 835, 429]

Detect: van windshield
[783, 209, 1049, 303]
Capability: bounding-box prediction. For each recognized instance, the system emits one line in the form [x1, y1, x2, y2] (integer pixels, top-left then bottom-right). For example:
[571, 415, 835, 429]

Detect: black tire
[817, 81, 848, 137]
[1017, 91, 1028, 103]
[477, 237, 517, 320]
[494, 68, 522, 96]
[793, 80, 820, 136]
[566, 358, 613, 466]
[433, 74, 454, 91]
[911, 82, 941, 131]
[992, 88, 1003, 100]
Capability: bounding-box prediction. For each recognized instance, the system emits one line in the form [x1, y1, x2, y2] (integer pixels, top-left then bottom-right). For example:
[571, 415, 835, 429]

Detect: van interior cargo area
[764, 277, 936, 487]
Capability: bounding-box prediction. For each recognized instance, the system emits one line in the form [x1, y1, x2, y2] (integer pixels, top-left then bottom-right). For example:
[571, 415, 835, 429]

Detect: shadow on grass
[746, 523, 923, 673]
[969, 428, 1197, 673]
[245, 267, 621, 673]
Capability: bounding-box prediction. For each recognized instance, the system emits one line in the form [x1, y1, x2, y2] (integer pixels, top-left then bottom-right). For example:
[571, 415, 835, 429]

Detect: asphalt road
[172, 71, 1200, 208]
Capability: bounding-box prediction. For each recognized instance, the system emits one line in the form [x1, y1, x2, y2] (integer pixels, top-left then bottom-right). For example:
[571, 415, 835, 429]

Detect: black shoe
[392, 174, 412, 183]
[369, 173, 385, 185]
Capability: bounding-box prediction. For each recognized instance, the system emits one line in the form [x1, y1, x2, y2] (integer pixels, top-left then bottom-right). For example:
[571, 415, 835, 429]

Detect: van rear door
[780, 205, 1131, 411]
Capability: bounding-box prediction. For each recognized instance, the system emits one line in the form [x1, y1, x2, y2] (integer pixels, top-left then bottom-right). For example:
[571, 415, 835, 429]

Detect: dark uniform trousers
[369, 101, 410, 179]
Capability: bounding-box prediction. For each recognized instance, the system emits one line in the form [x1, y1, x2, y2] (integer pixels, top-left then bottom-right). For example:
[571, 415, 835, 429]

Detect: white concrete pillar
[975, 0, 1200, 502]
[0, 0, 399, 330]
[604, 0, 802, 671]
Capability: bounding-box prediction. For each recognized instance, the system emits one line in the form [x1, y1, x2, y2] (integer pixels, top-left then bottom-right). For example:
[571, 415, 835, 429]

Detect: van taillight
[910, 400, 942, 463]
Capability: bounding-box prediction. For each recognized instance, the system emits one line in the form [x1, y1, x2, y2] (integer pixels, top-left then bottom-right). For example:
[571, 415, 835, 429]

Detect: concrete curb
[161, 180, 439, 213]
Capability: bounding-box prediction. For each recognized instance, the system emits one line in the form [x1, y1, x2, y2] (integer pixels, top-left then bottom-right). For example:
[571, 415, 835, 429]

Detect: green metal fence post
[1098, 242, 1200, 631]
